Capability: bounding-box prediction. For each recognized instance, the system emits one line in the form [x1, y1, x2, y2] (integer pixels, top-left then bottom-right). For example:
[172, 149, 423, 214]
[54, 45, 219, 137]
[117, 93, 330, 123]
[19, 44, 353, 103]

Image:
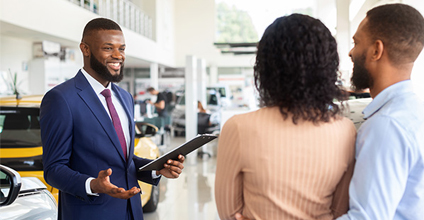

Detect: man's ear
[80, 42, 90, 57]
[371, 40, 384, 61]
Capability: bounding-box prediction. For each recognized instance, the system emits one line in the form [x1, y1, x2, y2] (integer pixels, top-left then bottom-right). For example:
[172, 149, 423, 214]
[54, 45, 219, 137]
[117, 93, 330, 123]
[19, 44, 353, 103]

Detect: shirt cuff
[152, 171, 161, 179]
[86, 177, 99, 196]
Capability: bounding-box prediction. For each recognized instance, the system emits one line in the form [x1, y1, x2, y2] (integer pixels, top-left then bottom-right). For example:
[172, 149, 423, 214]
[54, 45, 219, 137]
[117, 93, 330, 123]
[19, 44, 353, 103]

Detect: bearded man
[40, 18, 184, 220]
[338, 3, 424, 220]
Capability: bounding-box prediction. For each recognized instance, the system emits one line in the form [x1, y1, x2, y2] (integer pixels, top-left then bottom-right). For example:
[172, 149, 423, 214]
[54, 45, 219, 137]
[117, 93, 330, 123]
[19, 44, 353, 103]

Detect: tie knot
[101, 89, 111, 98]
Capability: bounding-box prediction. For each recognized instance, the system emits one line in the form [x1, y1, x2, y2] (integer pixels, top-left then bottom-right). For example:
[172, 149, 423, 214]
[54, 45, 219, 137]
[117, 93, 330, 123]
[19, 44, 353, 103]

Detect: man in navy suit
[40, 18, 185, 220]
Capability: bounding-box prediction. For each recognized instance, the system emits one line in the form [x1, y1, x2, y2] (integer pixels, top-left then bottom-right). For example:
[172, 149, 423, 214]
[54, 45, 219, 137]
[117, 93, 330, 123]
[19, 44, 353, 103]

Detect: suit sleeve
[40, 89, 93, 202]
[133, 156, 161, 185]
[215, 116, 244, 220]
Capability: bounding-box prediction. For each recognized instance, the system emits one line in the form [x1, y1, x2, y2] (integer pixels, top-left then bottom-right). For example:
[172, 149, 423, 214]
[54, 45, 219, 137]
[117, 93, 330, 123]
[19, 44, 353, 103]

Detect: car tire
[142, 183, 160, 213]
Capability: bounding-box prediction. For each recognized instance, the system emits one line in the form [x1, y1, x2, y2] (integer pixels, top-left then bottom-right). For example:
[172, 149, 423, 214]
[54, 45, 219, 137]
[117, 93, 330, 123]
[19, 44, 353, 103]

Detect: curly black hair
[254, 14, 345, 124]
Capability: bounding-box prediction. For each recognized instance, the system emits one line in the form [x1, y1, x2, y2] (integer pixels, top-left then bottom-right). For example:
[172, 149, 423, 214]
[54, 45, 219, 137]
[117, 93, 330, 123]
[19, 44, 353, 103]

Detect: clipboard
[138, 134, 218, 171]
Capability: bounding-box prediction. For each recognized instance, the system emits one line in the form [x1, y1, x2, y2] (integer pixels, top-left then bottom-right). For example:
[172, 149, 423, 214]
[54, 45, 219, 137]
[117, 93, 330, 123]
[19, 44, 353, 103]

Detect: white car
[342, 97, 372, 130]
[0, 164, 58, 220]
[171, 90, 221, 136]
[207, 85, 233, 108]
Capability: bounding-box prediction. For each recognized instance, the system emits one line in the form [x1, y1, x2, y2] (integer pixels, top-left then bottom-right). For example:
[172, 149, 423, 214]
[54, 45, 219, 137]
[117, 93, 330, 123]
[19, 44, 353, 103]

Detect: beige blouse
[215, 107, 356, 220]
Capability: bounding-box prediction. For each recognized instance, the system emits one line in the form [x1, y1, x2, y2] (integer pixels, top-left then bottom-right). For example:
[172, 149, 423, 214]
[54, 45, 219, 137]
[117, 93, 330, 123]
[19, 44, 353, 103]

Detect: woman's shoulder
[227, 107, 272, 121]
[334, 115, 356, 127]
[329, 115, 357, 137]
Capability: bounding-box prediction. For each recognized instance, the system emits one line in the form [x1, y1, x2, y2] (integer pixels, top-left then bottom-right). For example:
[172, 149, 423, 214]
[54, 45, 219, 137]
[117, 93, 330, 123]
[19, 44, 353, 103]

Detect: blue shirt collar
[363, 80, 414, 119]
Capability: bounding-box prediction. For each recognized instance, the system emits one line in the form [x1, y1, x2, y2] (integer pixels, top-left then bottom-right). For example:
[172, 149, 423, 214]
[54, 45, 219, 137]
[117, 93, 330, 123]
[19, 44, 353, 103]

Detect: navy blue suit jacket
[40, 71, 159, 220]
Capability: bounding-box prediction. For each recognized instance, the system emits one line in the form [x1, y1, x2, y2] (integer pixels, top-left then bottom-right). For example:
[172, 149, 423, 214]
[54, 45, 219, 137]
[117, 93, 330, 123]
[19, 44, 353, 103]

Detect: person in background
[215, 14, 356, 220]
[40, 18, 184, 220]
[146, 87, 168, 117]
[197, 100, 208, 113]
[337, 4, 424, 220]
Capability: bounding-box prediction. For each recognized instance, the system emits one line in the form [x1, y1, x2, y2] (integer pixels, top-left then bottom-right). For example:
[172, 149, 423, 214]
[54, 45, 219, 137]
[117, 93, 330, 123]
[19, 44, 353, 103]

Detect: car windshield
[207, 87, 227, 98]
[0, 107, 42, 148]
[207, 93, 218, 105]
[176, 93, 219, 106]
[217, 88, 226, 98]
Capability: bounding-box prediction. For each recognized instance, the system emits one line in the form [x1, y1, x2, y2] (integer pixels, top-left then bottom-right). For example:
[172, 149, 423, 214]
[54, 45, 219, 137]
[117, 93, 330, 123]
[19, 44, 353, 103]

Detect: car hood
[20, 177, 47, 191]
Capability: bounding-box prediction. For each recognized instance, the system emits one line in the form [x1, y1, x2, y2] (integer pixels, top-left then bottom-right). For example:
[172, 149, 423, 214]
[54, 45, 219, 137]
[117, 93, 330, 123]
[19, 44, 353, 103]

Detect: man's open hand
[90, 168, 140, 199]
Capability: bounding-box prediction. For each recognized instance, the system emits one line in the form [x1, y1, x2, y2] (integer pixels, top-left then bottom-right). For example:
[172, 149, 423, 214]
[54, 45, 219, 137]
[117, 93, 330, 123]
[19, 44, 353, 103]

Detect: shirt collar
[363, 80, 414, 119]
[80, 68, 112, 95]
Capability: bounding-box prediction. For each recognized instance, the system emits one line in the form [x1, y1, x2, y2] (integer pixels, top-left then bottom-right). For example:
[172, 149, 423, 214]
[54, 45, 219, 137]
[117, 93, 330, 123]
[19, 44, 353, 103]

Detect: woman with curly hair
[215, 14, 356, 220]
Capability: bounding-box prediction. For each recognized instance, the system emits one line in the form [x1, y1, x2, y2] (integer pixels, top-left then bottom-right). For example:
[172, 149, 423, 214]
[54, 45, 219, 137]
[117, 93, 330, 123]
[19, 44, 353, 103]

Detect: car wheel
[143, 183, 160, 213]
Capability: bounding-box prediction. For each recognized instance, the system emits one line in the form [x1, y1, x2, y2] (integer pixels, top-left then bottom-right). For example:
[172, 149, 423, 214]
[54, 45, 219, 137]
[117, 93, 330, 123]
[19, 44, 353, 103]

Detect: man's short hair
[146, 87, 155, 92]
[365, 4, 424, 65]
[82, 18, 122, 42]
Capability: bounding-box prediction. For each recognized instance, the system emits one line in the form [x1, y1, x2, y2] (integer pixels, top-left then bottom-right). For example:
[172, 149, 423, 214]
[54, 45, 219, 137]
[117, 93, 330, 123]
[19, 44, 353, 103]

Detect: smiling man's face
[83, 29, 126, 84]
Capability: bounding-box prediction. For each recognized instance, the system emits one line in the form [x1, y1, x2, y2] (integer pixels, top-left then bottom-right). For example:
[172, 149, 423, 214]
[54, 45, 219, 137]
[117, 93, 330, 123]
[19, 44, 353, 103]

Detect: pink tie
[101, 89, 127, 160]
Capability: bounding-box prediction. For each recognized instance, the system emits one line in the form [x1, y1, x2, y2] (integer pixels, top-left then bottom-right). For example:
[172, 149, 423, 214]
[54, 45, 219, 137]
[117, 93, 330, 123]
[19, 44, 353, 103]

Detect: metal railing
[67, 0, 153, 39]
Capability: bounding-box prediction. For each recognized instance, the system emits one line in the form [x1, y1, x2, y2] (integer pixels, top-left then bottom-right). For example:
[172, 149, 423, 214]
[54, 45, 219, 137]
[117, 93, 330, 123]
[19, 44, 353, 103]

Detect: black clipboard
[138, 134, 218, 171]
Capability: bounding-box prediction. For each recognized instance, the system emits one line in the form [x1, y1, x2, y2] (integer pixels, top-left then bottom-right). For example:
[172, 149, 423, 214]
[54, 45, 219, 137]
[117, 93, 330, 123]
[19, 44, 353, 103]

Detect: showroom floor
[144, 136, 221, 220]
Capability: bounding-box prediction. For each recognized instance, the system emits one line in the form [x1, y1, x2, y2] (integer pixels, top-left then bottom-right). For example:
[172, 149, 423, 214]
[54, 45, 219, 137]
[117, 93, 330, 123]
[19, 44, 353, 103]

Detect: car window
[218, 88, 226, 98]
[0, 170, 11, 201]
[176, 92, 219, 106]
[178, 95, 185, 105]
[207, 93, 218, 105]
[0, 107, 43, 171]
[0, 107, 41, 146]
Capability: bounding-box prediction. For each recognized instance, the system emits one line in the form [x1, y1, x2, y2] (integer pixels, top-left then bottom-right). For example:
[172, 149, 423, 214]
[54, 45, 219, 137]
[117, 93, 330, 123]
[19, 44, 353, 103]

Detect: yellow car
[0, 95, 161, 212]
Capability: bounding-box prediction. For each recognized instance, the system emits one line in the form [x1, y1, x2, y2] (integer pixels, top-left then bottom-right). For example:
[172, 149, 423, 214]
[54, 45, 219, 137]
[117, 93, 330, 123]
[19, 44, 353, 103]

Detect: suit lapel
[74, 71, 127, 163]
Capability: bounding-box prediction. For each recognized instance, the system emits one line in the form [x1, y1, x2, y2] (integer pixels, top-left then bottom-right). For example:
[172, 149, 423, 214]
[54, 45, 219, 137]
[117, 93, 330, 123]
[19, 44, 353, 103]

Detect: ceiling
[0, 21, 152, 68]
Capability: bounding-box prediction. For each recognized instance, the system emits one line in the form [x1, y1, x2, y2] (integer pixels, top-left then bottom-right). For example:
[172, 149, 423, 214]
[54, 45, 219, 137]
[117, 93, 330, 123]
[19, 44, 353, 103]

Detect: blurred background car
[206, 84, 233, 108]
[338, 90, 372, 130]
[0, 164, 58, 220]
[0, 95, 162, 213]
[343, 97, 372, 130]
[171, 89, 221, 136]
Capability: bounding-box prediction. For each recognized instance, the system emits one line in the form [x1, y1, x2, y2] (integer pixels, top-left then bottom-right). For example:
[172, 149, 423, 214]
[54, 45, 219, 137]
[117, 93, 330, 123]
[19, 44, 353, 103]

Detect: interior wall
[0, 36, 33, 94]
[404, 0, 424, 100]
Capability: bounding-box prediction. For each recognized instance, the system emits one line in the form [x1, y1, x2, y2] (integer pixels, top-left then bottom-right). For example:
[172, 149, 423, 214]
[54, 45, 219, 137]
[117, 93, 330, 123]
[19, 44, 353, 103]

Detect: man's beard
[350, 53, 373, 91]
[90, 53, 124, 83]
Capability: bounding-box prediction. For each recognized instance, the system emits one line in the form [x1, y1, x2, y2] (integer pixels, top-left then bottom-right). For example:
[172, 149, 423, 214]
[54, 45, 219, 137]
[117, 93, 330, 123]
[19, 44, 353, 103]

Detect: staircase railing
[67, 0, 153, 39]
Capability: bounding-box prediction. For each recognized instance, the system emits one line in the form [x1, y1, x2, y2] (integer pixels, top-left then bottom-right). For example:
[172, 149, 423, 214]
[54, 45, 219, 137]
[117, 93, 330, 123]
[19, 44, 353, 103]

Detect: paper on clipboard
[138, 134, 218, 171]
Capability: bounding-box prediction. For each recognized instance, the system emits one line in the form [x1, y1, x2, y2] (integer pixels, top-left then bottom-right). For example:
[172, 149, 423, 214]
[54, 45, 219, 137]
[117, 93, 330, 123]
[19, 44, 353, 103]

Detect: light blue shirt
[338, 80, 424, 220]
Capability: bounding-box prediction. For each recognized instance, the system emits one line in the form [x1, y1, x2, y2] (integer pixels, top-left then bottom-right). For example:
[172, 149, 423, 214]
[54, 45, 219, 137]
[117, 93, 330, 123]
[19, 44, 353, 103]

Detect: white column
[197, 59, 207, 107]
[150, 63, 159, 90]
[209, 65, 218, 86]
[336, 0, 352, 88]
[185, 55, 198, 165]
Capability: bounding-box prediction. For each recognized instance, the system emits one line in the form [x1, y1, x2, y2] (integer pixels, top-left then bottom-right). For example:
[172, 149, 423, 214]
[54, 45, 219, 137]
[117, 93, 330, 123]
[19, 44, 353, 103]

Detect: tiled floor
[144, 136, 221, 220]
